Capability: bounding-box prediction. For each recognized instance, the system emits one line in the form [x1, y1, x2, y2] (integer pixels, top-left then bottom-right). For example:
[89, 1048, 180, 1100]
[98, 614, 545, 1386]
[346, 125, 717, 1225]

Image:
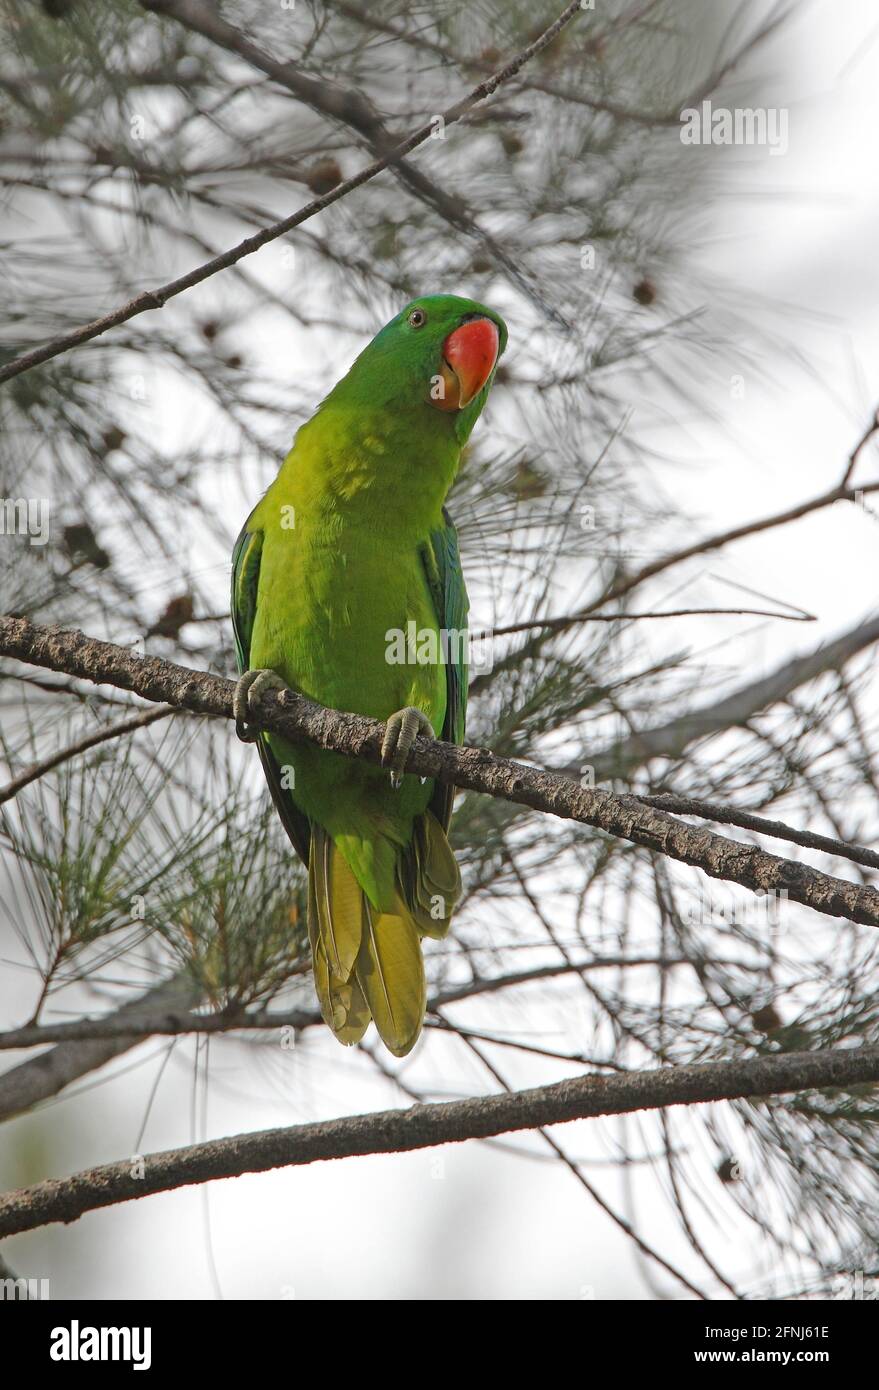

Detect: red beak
[438, 318, 500, 409]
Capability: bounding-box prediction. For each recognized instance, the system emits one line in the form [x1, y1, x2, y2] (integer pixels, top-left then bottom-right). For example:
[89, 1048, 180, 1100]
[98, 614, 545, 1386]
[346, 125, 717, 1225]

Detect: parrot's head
[329, 293, 508, 445]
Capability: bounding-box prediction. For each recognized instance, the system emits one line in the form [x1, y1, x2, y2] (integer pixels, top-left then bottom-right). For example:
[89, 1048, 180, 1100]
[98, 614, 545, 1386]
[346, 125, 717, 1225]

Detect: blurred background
[1, 0, 878, 1299]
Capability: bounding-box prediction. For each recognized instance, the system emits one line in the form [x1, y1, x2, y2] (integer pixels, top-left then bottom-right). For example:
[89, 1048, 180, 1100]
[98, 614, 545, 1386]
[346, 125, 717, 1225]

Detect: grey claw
[381, 706, 435, 788]
[233, 669, 288, 743]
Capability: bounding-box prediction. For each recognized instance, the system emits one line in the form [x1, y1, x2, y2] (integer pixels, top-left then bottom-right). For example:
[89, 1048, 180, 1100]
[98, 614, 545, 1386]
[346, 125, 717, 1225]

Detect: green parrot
[231, 294, 507, 1056]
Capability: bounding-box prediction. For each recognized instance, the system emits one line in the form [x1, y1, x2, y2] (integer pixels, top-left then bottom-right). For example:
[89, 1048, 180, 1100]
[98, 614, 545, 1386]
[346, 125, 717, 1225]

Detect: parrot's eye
[407, 308, 427, 328]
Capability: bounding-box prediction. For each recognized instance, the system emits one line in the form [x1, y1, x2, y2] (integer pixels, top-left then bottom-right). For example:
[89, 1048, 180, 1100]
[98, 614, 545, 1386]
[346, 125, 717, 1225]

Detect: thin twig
[0, 956, 686, 1051]
[0, 0, 584, 383]
[636, 793, 879, 872]
[488, 606, 816, 638]
[0, 706, 175, 806]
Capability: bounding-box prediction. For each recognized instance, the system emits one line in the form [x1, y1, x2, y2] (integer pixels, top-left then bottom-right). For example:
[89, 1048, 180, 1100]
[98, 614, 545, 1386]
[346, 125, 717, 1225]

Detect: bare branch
[636, 794, 879, 872]
[2, 1044, 877, 1239]
[490, 605, 816, 637]
[0, 956, 687, 1052]
[840, 405, 879, 487]
[1, 616, 878, 928]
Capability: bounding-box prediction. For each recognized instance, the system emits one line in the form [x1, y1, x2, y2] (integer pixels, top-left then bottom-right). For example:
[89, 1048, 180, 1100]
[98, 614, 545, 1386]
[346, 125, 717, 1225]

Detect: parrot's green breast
[247, 411, 451, 861]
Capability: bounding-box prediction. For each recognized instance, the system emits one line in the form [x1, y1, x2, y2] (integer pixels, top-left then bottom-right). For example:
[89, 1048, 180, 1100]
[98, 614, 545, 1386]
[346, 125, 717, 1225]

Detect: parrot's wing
[420, 506, 469, 833]
[230, 525, 261, 674]
[231, 522, 311, 865]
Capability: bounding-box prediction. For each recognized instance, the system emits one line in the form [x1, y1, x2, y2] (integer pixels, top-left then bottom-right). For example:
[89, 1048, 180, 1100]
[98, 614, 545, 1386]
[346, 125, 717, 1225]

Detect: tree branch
[0, 969, 200, 1124]
[2, 1044, 877, 1239]
[489, 604, 816, 636]
[0, 956, 686, 1052]
[140, 0, 573, 325]
[636, 794, 879, 872]
[1, 615, 879, 928]
[0, 0, 583, 384]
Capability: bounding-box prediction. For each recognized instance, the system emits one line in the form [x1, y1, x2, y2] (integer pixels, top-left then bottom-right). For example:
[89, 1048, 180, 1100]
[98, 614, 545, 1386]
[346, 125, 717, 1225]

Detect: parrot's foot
[233, 668, 288, 743]
[381, 706, 435, 789]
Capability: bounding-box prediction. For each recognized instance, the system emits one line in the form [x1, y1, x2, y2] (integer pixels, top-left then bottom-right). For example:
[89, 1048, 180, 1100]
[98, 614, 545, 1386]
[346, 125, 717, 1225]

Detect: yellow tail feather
[307, 838, 370, 1046]
[307, 812, 461, 1055]
[356, 899, 426, 1058]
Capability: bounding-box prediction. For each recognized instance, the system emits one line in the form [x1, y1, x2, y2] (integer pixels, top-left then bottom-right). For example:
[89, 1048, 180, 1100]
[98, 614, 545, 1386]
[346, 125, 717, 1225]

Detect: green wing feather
[391, 506, 466, 942]
[420, 506, 469, 832]
[231, 522, 311, 864]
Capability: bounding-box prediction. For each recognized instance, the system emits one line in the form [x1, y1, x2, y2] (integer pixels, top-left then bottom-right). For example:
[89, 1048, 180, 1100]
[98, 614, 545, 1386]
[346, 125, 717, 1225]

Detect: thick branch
[1, 616, 879, 928]
[2, 1045, 877, 1238]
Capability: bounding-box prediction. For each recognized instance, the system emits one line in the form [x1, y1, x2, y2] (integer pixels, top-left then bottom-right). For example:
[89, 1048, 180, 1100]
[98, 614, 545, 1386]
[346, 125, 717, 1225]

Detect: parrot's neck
[278, 404, 460, 541]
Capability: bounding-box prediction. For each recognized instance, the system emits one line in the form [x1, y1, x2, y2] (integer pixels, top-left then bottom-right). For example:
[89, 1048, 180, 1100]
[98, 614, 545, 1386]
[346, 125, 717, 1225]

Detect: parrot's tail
[306, 813, 461, 1057]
